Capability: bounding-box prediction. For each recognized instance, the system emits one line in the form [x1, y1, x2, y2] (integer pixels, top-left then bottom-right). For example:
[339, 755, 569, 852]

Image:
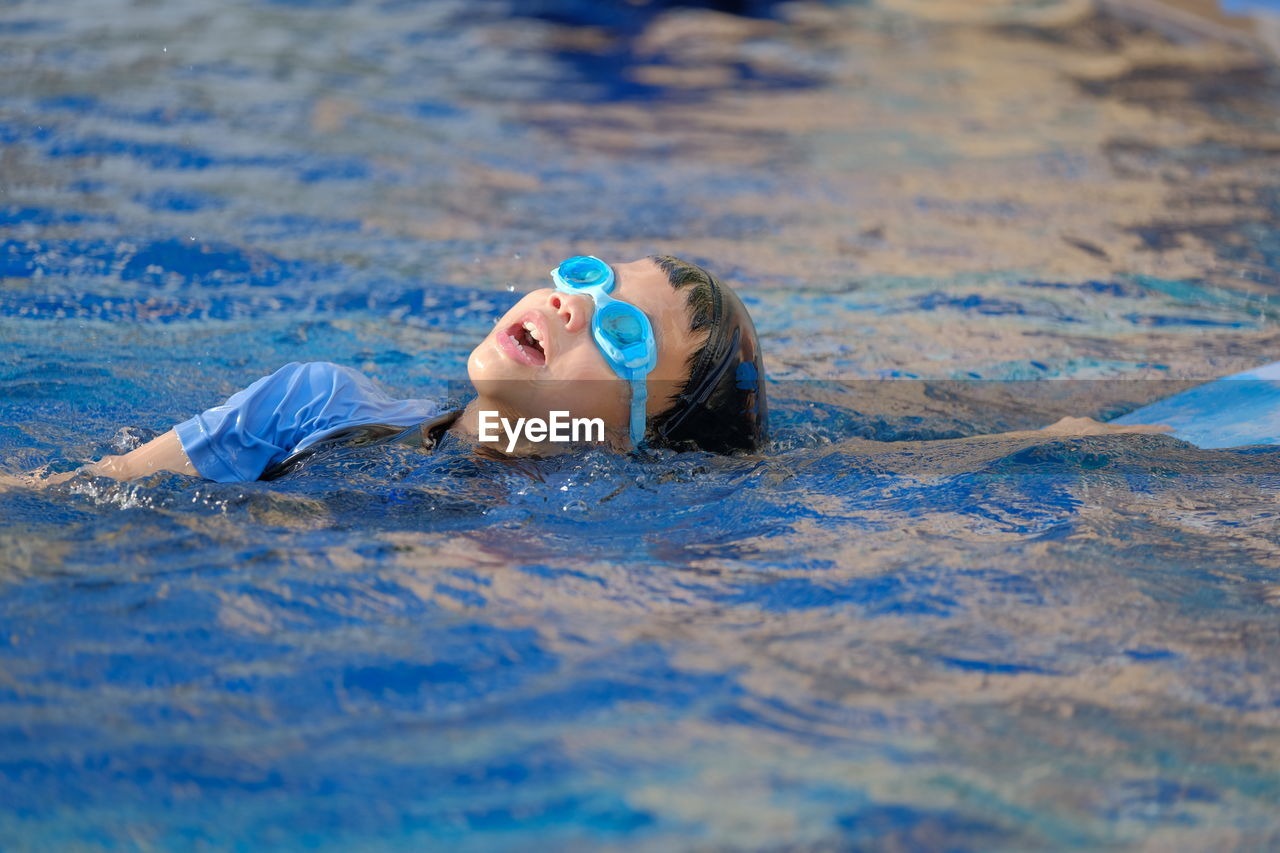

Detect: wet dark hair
[647, 255, 769, 454]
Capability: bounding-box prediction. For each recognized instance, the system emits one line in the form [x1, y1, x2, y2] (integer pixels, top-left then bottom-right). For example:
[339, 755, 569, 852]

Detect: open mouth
[500, 317, 547, 366]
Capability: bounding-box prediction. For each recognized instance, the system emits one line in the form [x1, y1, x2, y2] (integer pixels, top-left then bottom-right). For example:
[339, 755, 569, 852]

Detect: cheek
[536, 378, 628, 426]
[544, 348, 626, 415]
[552, 339, 619, 383]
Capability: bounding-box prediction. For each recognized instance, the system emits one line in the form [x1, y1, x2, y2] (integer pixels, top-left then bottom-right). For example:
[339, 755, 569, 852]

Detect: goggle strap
[629, 376, 647, 449]
[656, 326, 740, 441]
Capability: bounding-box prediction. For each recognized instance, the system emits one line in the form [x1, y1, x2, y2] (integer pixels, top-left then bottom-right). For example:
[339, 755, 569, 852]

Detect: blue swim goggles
[550, 256, 657, 448]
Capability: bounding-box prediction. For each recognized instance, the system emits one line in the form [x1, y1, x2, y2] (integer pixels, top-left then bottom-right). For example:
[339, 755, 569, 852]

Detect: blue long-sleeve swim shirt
[174, 362, 443, 483]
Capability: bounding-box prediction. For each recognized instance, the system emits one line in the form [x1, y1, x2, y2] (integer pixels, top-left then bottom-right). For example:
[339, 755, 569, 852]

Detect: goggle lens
[598, 303, 645, 346]
[557, 256, 610, 288]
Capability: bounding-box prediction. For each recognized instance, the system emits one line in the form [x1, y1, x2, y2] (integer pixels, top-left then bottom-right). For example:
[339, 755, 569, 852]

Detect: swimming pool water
[3, 0, 1280, 849]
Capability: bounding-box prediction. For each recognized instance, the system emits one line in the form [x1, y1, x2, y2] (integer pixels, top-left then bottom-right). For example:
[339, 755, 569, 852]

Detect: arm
[933, 417, 1171, 443]
[857, 417, 1171, 451]
[115, 362, 437, 483]
[916, 416, 1171, 446]
[10, 362, 437, 488]
[0, 429, 196, 491]
[6, 363, 335, 488]
[1024, 416, 1171, 438]
[83, 429, 198, 480]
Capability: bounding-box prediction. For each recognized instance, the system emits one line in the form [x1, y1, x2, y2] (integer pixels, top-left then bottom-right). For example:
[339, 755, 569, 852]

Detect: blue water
[4, 0, 1280, 850]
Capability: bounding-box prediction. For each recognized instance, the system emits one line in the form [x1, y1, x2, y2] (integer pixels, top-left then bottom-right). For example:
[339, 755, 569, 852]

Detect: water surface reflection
[2, 0, 1280, 849]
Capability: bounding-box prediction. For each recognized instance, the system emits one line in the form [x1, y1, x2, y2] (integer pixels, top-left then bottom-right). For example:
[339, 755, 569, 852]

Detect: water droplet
[506, 284, 515, 292]
[562, 500, 588, 514]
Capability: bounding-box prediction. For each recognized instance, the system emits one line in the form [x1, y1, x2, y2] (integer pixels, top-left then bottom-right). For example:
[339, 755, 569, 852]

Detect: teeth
[522, 321, 543, 342]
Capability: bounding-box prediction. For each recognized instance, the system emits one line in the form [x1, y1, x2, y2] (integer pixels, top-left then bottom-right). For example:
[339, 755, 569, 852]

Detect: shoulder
[222, 362, 383, 417]
[271, 361, 363, 382]
[263, 361, 375, 395]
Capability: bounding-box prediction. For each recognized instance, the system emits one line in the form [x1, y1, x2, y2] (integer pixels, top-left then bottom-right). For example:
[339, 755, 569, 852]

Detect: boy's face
[467, 257, 704, 441]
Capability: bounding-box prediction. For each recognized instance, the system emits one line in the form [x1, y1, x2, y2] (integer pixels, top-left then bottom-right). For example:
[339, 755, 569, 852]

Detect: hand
[1039, 416, 1172, 436]
[0, 468, 80, 492]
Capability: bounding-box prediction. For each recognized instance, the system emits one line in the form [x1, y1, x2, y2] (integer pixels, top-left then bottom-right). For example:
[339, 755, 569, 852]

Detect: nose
[548, 290, 591, 334]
